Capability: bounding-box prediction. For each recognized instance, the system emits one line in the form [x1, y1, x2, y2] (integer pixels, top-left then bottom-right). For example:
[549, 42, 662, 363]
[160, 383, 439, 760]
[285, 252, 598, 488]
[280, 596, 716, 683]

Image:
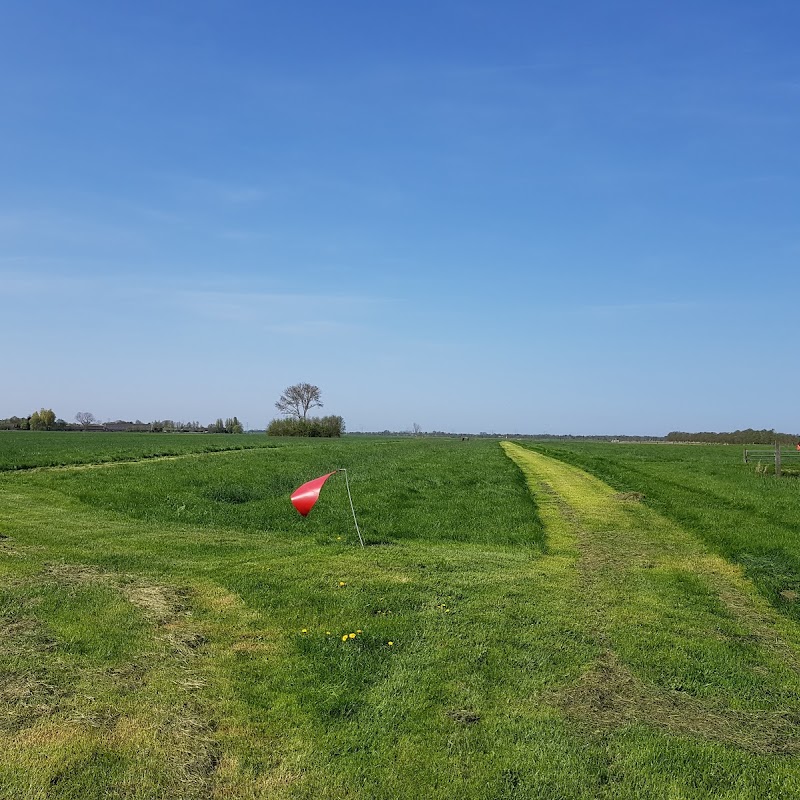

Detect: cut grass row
[523, 441, 800, 622]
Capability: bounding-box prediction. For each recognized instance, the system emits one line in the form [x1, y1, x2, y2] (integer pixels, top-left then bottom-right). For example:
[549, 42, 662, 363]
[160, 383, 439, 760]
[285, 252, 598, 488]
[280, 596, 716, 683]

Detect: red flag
[291, 472, 337, 517]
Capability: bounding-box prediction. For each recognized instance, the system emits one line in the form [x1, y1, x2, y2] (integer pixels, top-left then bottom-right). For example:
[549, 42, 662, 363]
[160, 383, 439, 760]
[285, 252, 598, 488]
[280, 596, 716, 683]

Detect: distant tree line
[0, 409, 64, 431]
[520, 433, 664, 442]
[145, 420, 208, 433]
[347, 431, 665, 440]
[666, 429, 800, 445]
[0, 411, 246, 433]
[208, 417, 244, 434]
[346, 430, 800, 443]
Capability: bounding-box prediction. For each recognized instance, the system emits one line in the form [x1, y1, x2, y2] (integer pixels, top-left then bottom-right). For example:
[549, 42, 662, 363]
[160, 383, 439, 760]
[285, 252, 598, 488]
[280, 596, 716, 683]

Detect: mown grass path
[525, 440, 800, 622]
[502, 442, 800, 764]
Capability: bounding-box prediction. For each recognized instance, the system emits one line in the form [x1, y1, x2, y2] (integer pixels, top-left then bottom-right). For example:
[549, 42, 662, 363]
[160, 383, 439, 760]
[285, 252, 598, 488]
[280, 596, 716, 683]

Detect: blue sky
[2, 1, 798, 434]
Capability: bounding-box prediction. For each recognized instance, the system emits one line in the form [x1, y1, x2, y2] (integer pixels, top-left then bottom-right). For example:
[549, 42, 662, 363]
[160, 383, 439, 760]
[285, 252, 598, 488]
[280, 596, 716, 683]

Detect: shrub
[266, 415, 345, 437]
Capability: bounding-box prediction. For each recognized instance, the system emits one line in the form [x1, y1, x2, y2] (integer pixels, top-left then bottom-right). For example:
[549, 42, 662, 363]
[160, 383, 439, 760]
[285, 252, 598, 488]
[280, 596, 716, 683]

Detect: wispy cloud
[159, 174, 267, 206]
[0, 214, 27, 233]
[573, 301, 699, 319]
[0, 267, 108, 296]
[0, 208, 144, 248]
[175, 290, 382, 335]
[217, 229, 273, 243]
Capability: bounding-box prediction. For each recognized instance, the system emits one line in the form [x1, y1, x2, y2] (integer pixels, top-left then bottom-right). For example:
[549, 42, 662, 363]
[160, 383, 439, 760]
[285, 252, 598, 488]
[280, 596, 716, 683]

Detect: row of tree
[208, 417, 244, 434]
[4, 385, 345, 438]
[2, 383, 338, 437]
[666, 429, 800, 445]
[0, 411, 245, 433]
[3, 400, 793, 445]
[145, 420, 207, 433]
[0, 409, 61, 430]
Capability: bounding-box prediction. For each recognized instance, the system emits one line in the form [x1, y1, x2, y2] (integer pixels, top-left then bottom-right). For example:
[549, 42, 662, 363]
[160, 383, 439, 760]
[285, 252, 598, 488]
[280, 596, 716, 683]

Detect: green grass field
[1, 434, 800, 798]
[0, 431, 281, 471]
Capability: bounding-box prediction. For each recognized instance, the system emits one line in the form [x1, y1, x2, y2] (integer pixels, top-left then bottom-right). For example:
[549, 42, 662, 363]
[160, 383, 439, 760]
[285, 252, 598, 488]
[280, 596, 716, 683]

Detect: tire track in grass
[11, 446, 271, 474]
[501, 442, 800, 754]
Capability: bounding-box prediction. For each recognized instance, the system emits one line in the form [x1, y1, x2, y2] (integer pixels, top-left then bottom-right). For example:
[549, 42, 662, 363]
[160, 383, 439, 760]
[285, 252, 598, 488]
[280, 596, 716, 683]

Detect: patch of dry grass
[551, 649, 800, 755]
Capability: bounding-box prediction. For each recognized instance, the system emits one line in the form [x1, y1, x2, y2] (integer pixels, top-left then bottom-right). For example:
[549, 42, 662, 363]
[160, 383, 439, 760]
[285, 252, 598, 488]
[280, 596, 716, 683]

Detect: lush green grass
[1, 437, 800, 798]
[0, 431, 282, 471]
[23, 437, 540, 547]
[524, 441, 800, 621]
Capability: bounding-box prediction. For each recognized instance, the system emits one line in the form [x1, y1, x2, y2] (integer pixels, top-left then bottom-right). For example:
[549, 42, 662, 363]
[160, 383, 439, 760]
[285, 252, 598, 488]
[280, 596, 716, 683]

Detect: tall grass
[21, 437, 542, 547]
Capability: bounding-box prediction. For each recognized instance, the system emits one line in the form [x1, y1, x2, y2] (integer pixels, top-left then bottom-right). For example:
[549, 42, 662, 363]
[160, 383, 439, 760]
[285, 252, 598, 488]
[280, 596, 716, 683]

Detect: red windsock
[290, 472, 337, 517]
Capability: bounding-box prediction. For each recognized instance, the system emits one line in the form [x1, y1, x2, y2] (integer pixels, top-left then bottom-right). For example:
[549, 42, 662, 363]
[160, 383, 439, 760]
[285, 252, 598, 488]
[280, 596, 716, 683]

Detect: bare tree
[75, 411, 96, 430]
[275, 383, 323, 421]
[412, 422, 422, 436]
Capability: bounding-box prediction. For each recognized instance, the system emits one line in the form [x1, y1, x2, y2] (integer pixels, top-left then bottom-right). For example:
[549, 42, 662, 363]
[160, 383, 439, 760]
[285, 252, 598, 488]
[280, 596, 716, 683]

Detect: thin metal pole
[338, 469, 364, 547]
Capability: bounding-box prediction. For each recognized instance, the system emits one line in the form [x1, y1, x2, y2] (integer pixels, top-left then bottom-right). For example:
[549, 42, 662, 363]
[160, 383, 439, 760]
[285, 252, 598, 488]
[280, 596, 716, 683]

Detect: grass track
[2, 438, 800, 798]
[501, 443, 800, 788]
[524, 440, 800, 621]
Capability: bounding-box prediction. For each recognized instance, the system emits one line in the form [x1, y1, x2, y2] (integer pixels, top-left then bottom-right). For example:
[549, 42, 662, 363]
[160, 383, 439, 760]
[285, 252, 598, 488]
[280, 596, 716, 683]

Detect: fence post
[775, 442, 782, 478]
[743, 448, 749, 464]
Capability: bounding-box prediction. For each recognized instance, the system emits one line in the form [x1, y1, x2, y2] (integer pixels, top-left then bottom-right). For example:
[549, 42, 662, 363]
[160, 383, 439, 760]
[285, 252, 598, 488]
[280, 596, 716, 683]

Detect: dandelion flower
[349, 632, 356, 639]
[338, 581, 346, 587]
[337, 536, 342, 541]
[301, 629, 308, 633]
[356, 629, 362, 633]
[388, 641, 394, 646]
[342, 634, 348, 641]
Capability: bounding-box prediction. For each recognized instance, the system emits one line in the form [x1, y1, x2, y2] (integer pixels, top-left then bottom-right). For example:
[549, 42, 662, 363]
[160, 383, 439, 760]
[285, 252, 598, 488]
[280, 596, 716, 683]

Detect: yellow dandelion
[349, 632, 356, 639]
[338, 581, 346, 587]
[326, 631, 331, 635]
[356, 629, 362, 633]
[337, 536, 342, 540]
[301, 628, 308, 633]
[342, 634, 348, 641]
[388, 641, 394, 646]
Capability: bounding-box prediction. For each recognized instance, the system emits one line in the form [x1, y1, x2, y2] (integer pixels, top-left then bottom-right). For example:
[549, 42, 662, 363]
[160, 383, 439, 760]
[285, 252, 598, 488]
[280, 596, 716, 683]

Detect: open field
[1, 435, 800, 798]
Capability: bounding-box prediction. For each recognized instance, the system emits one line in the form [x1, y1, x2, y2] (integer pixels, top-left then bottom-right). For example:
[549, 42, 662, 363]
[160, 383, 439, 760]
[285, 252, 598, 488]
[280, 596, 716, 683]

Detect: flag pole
[338, 469, 364, 547]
